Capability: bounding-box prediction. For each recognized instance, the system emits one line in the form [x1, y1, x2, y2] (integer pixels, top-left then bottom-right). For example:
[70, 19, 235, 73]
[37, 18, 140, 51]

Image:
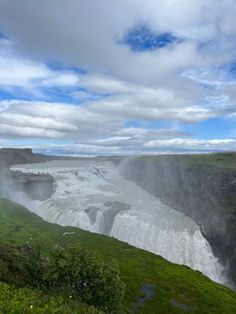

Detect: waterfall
[11, 159, 227, 284]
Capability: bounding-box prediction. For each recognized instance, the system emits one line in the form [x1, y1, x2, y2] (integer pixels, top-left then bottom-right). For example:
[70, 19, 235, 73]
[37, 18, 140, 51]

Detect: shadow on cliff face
[0, 148, 55, 206]
[0, 160, 30, 206]
[118, 155, 236, 288]
[0, 160, 54, 212]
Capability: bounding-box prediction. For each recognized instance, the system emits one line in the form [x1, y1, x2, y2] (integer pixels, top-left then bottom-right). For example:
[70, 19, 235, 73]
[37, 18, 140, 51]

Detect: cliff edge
[120, 153, 236, 286]
[0, 148, 55, 201]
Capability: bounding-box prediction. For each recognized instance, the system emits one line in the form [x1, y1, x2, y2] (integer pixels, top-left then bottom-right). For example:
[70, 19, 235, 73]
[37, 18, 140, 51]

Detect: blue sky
[123, 26, 180, 51]
[0, 0, 236, 155]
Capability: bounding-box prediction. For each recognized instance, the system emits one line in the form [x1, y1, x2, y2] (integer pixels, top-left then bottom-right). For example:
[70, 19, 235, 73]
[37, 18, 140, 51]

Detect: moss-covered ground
[0, 198, 236, 313]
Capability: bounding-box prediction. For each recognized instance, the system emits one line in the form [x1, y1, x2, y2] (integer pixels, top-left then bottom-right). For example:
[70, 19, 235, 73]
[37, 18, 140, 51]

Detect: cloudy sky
[0, 0, 236, 155]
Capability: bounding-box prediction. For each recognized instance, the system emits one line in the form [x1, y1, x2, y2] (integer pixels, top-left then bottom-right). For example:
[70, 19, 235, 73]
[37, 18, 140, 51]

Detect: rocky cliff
[0, 148, 51, 165]
[119, 154, 236, 286]
[0, 148, 55, 201]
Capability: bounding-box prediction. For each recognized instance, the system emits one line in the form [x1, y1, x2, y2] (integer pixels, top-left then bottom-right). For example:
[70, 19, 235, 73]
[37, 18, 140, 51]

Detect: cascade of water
[11, 160, 227, 284]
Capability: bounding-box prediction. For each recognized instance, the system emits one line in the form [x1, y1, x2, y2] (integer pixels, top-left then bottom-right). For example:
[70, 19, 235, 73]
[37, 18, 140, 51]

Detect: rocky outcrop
[0, 148, 55, 201]
[10, 171, 55, 201]
[119, 155, 236, 286]
[0, 148, 51, 165]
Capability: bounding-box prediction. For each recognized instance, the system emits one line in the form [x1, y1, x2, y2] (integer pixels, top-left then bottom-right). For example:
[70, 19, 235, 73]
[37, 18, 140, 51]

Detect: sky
[0, 0, 236, 156]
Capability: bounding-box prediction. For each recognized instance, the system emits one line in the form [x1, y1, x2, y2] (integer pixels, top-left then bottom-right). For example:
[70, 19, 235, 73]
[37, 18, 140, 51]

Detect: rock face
[0, 148, 55, 201]
[102, 201, 131, 234]
[119, 155, 236, 286]
[0, 148, 51, 165]
[10, 171, 55, 201]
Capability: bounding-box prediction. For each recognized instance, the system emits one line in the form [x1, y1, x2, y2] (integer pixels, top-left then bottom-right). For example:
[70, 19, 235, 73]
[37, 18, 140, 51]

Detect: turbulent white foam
[11, 160, 227, 284]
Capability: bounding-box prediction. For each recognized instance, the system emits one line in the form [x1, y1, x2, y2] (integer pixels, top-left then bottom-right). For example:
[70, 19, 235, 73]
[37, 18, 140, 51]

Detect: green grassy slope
[0, 198, 236, 314]
[138, 152, 236, 172]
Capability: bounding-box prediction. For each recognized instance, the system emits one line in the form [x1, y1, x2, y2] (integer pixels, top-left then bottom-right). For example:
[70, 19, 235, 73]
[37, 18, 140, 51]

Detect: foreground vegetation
[0, 198, 236, 313]
[0, 244, 122, 313]
[0, 281, 103, 314]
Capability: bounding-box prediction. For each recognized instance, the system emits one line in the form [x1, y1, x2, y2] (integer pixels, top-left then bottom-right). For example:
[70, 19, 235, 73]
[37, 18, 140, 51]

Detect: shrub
[14, 245, 45, 288]
[44, 245, 125, 313]
[9, 245, 125, 313]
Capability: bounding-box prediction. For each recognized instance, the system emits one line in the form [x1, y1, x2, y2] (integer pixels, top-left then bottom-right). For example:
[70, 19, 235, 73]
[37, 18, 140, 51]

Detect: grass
[0, 198, 236, 313]
[140, 152, 236, 173]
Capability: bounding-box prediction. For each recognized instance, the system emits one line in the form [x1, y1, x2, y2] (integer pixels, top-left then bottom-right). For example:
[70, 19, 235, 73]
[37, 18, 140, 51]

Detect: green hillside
[0, 198, 236, 313]
[138, 152, 236, 172]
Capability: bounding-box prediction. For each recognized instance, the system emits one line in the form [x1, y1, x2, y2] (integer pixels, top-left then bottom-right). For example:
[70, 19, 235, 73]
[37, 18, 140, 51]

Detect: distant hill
[0, 148, 54, 166]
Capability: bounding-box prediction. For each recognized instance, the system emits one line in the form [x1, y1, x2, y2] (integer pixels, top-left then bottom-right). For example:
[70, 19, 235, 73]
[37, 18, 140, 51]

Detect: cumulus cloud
[0, 100, 119, 139]
[145, 138, 236, 153]
[0, 38, 79, 94]
[1, 98, 235, 155]
[0, 99, 187, 139]
[0, 1, 235, 154]
[59, 138, 236, 155]
[2, 138, 236, 156]
[0, 0, 235, 82]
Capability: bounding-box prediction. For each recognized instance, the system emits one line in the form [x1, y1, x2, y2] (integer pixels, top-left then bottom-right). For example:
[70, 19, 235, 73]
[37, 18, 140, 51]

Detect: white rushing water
[11, 159, 227, 284]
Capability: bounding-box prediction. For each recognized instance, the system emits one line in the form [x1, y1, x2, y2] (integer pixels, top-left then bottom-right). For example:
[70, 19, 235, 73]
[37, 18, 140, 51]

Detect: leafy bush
[14, 245, 45, 288]
[9, 245, 125, 313]
[44, 246, 125, 313]
[0, 281, 103, 313]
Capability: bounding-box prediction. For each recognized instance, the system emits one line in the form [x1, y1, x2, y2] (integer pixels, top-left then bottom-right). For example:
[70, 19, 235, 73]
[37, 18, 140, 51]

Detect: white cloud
[2, 138, 236, 156]
[0, 100, 120, 139]
[0, 123, 65, 139]
[89, 95, 216, 123]
[0, 0, 235, 83]
[0, 38, 78, 93]
[183, 67, 236, 89]
[0, 88, 235, 153]
[145, 138, 236, 151]
[0, 99, 191, 152]
[0, 1, 235, 154]
[79, 75, 133, 94]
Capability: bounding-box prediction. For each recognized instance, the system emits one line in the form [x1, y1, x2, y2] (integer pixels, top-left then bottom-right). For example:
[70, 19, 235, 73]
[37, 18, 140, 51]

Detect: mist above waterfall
[0, 159, 53, 216]
[10, 159, 228, 285]
[0, 161, 32, 207]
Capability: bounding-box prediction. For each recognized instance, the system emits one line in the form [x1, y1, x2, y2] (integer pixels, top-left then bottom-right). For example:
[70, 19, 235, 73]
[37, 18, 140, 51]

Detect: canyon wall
[119, 154, 236, 285]
[0, 148, 54, 201]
